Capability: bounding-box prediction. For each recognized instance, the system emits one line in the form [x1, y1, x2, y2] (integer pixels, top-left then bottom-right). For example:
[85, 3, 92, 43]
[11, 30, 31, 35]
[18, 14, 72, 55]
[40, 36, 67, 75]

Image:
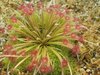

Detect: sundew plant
[1, 1, 85, 75]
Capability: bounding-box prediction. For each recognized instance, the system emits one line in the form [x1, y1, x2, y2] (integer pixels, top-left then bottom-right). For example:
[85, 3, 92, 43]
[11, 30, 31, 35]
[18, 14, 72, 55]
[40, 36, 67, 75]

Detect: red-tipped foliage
[18, 50, 26, 56]
[65, 16, 70, 20]
[62, 39, 69, 45]
[27, 60, 37, 72]
[11, 15, 17, 23]
[63, 24, 70, 35]
[40, 65, 52, 73]
[46, 8, 53, 13]
[7, 25, 12, 30]
[0, 28, 5, 33]
[18, 3, 25, 10]
[8, 50, 17, 62]
[78, 35, 84, 43]
[4, 2, 85, 74]
[50, 4, 61, 9]
[65, 24, 70, 29]
[10, 50, 17, 55]
[10, 35, 17, 41]
[64, 8, 70, 13]
[27, 64, 34, 72]
[75, 25, 83, 30]
[70, 33, 79, 40]
[73, 17, 80, 22]
[31, 50, 38, 57]
[3, 50, 10, 55]
[41, 57, 48, 63]
[61, 59, 68, 68]
[56, 11, 64, 17]
[19, 3, 34, 15]
[63, 29, 68, 35]
[37, 1, 43, 9]
[31, 60, 37, 67]
[22, 7, 32, 15]
[27, 3, 33, 8]
[4, 44, 13, 51]
[72, 45, 80, 55]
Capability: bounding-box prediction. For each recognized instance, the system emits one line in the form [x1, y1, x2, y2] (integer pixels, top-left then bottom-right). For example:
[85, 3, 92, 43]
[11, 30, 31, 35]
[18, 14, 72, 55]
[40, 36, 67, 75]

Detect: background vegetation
[0, 0, 100, 75]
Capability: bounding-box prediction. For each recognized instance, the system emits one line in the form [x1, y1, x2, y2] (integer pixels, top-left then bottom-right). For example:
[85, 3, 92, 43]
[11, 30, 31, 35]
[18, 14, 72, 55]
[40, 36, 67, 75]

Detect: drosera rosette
[1, 1, 85, 75]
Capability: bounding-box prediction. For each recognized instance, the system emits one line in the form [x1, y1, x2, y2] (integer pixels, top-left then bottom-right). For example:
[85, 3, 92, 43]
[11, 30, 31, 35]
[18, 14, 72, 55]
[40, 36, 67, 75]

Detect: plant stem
[0, 55, 23, 58]
[7, 61, 10, 75]
[84, 40, 99, 46]
[61, 68, 64, 75]
[13, 55, 30, 70]
[68, 63, 73, 75]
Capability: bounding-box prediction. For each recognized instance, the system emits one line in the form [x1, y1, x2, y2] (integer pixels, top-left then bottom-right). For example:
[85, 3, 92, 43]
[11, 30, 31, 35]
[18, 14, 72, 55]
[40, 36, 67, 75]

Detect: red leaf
[9, 50, 17, 62]
[50, 4, 61, 9]
[10, 36, 17, 41]
[18, 3, 25, 10]
[75, 25, 83, 30]
[31, 50, 38, 57]
[18, 50, 26, 56]
[37, 1, 43, 9]
[65, 16, 70, 20]
[78, 35, 84, 43]
[72, 45, 80, 55]
[73, 17, 80, 22]
[27, 64, 34, 72]
[7, 25, 12, 30]
[62, 39, 69, 45]
[70, 33, 79, 40]
[41, 57, 48, 63]
[27, 3, 33, 8]
[4, 44, 13, 51]
[11, 15, 17, 23]
[61, 59, 68, 68]
[31, 60, 37, 67]
[40, 65, 52, 73]
[0, 28, 5, 33]
[46, 8, 53, 13]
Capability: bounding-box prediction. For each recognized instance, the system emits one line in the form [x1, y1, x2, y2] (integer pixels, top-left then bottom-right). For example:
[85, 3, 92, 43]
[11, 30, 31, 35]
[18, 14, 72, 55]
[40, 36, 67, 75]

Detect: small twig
[13, 55, 30, 70]
[0, 55, 23, 58]
[84, 40, 99, 46]
[33, 63, 42, 75]
[92, 59, 100, 64]
[68, 63, 73, 75]
[7, 62, 10, 75]
[61, 68, 64, 75]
